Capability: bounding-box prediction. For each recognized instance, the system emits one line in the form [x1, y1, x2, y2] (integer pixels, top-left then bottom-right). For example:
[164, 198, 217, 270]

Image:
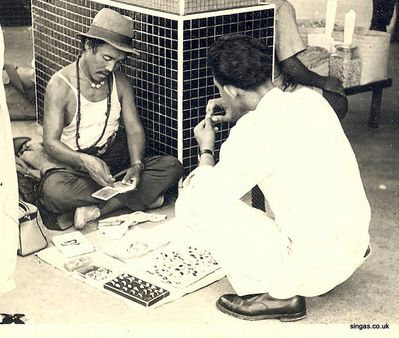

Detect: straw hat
[77, 8, 139, 55]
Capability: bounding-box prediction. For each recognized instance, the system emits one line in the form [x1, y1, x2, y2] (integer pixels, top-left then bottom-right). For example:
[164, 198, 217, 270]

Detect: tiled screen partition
[32, 0, 274, 178]
[114, 0, 264, 15]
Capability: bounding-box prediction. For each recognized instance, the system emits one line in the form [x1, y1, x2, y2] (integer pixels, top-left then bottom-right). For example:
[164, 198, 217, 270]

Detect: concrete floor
[1, 26, 398, 337]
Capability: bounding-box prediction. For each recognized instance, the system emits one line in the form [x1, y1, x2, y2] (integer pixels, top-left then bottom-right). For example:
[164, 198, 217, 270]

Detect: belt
[80, 130, 118, 157]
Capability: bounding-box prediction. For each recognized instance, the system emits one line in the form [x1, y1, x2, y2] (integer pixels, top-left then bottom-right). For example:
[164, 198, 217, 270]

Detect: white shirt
[176, 87, 370, 297]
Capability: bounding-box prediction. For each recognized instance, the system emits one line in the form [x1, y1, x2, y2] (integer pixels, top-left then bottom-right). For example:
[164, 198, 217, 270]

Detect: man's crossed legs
[40, 155, 183, 229]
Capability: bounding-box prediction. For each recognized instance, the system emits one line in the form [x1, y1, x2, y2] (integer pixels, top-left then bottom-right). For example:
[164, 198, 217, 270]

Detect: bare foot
[74, 205, 101, 229]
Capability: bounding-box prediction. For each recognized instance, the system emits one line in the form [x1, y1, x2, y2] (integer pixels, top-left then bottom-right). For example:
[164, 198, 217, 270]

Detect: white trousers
[176, 188, 369, 299]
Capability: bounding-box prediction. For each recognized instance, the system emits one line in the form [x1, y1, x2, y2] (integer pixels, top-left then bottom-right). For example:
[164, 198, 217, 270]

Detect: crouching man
[175, 35, 371, 321]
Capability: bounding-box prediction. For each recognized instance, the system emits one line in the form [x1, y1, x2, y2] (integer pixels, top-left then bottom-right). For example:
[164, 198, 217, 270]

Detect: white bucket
[353, 29, 391, 84]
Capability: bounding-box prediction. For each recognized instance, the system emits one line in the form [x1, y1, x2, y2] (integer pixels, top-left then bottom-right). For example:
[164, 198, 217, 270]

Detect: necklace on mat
[78, 61, 105, 89]
[75, 54, 111, 152]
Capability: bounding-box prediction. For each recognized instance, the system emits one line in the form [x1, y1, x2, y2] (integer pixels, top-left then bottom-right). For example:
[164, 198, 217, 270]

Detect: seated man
[270, 0, 348, 119]
[176, 35, 370, 321]
[39, 9, 183, 230]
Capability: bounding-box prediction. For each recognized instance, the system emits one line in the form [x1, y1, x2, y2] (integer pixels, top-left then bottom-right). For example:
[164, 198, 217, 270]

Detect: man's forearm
[126, 130, 145, 165]
[44, 140, 86, 170]
[198, 153, 215, 167]
[280, 55, 326, 89]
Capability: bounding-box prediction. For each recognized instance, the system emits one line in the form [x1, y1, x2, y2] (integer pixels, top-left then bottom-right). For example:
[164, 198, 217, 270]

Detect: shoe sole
[216, 301, 307, 322]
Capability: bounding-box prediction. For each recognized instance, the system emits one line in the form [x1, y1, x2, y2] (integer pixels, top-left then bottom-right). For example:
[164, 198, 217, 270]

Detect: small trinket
[329, 44, 361, 87]
[90, 80, 105, 89]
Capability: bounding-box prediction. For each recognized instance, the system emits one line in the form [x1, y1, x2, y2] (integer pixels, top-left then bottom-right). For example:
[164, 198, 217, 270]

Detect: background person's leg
[393, 1, 399, 40]
[370, 0, 396, 31]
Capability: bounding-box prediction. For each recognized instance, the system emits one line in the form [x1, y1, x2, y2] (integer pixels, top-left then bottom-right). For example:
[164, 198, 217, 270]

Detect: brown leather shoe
[216, 293, 306, 321]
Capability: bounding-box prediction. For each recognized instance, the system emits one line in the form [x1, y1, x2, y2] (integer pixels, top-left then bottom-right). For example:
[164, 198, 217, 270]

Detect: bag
[13, 136, 41, 204]
[17, 172, 40, 204]
[18, 200, 48, 256]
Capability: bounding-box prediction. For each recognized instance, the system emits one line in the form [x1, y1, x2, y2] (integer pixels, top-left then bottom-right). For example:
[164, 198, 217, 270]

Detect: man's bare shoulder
[114, 71, 130, 85]
[114, 71, 134, 96]
[46, 63, 76, 96]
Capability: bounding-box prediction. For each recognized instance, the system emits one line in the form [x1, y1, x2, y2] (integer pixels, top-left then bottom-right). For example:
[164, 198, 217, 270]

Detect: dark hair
[80, 37, 107, 53]
[208, 34, 273, 90]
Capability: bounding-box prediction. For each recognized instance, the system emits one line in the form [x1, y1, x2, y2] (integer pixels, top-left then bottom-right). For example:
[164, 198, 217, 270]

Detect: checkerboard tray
[104, 273, 170, 307]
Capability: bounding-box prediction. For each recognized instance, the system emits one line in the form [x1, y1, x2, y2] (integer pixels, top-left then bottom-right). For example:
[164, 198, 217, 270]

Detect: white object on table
[325, 0, 337, 38]
[308, 0, 337, 53]
[344, 10, 356, 45]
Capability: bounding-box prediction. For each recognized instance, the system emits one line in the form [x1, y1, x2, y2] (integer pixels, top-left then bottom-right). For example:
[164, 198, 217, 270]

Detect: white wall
[290, 0, 373, 27]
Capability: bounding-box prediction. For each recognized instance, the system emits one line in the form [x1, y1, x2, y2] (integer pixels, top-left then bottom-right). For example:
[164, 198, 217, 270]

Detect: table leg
[369, 86, 383, 129]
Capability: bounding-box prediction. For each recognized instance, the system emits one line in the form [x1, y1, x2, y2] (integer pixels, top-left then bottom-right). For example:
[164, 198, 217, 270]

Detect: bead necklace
[79, 65, 105, 89]
[75, 54, 111, 152]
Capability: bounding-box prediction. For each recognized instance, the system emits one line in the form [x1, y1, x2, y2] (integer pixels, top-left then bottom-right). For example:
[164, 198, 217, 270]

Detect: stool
[344, 79, 393, 129]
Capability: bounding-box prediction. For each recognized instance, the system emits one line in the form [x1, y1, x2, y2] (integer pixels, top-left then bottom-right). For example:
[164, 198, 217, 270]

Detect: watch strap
[198, 149, 214, 161]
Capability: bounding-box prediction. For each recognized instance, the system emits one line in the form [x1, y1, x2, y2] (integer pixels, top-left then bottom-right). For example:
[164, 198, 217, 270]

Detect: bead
[76, 54, 111, 151]
[88, 81, 105, 89]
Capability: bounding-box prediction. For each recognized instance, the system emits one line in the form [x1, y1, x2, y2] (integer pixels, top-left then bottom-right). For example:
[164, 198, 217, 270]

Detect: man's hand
[194, 118, 217, 151]
[15, 156, 30, 175]
[322, 76, 345, 97]
[15, 156, 40, 180]
[205, 98, 233, 124]
[121, 164, 143, 190]
[80, 154, 115, 187]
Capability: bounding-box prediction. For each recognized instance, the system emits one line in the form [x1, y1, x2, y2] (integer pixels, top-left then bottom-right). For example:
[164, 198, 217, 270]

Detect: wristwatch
[132, 160, 144, 171]
[198, 149, 214, 161]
